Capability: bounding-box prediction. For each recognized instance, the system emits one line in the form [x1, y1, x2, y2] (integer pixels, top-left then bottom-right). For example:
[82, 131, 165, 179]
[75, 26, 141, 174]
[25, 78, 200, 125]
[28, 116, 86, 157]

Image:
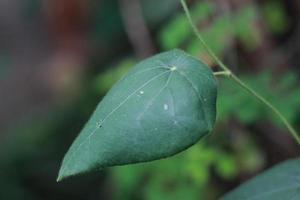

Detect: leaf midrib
[59, 68, 172, 176]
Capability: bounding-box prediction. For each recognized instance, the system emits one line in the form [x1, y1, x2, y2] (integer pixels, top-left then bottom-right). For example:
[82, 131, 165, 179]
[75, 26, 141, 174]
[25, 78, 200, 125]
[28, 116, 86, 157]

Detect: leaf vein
[137, 70, 173, 120]
[60, 69, 171, 174]
[175, 70, 208, 126]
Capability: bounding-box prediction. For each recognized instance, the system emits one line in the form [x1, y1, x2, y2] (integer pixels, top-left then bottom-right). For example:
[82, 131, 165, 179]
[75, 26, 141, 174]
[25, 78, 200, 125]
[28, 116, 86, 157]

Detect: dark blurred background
[1, 0, 300, 199]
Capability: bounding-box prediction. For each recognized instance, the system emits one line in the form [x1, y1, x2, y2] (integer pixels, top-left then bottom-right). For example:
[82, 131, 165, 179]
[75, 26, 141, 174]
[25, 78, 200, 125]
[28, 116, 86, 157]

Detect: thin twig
[180, 0, 300, 144]
[180, 0, 230, 73]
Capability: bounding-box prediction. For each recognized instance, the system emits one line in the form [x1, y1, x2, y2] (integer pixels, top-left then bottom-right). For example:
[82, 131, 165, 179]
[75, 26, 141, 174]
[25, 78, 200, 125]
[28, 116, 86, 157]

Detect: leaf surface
[58, 49, 217, 181]
[222, 158, 300, 200]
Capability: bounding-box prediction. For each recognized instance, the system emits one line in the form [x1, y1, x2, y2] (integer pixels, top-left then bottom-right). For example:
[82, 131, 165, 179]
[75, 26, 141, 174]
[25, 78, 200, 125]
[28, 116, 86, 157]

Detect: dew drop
[164, 104, 168, 110]
[170, 66, 177, 71]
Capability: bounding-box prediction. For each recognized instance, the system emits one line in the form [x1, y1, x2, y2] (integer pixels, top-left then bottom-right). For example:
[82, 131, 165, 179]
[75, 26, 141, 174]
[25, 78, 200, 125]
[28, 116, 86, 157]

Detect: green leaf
[57, 49, 217, 181]
[263, 1, 289, 34]
[222, 158, 300, 200]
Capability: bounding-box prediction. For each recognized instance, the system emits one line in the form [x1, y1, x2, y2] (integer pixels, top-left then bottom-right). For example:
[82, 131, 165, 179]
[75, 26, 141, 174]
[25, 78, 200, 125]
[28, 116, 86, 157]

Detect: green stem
[180, 0, 300, 144]
[230, 73, 300, 144]
[180, 0, 229, 73]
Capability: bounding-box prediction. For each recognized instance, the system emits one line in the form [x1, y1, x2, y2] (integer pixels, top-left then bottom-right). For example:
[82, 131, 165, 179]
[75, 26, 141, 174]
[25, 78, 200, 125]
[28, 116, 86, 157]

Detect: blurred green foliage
[141, 0, 179, 25]
[93, 59, 136, 94]
[218, 70, 300, 125]
[91, 0, 179, 48]
[159, 2, 261, 57]
[263, 1, 289, 34]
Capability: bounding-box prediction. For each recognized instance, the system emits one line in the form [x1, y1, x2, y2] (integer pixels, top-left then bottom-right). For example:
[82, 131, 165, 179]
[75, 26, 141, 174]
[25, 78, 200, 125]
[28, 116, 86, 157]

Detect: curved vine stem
[181, 0, 300, 144]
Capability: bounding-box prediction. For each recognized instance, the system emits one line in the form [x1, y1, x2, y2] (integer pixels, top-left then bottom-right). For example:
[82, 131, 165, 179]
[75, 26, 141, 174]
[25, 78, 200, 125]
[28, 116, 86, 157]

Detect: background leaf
[222, 158, 300, 200]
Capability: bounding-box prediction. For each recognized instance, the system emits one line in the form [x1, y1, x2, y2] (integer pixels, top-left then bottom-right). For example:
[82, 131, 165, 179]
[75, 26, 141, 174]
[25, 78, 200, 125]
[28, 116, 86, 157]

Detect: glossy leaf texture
[57, 49, 217, 181]
[222, 158, 300, 200]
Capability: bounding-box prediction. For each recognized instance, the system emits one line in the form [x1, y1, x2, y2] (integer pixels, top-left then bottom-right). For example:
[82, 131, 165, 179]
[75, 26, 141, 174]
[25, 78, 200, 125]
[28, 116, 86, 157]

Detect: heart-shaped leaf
[57, 49, 217, 181]
[222, 158, 300, 200]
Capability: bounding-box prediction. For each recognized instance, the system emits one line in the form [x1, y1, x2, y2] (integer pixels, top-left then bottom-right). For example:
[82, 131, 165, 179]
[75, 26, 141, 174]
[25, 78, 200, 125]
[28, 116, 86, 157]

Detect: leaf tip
[56, 176, 62, 182]
[56, 163, 72, 182]
[56, 157, 91, 182]
[56, 168, 66, 182]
